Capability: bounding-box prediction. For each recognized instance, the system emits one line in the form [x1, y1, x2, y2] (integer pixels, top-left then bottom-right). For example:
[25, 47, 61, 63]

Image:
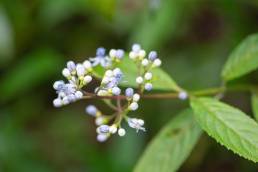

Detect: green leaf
[222, 34, 258, 81]
[134, 109, 202, 172]
[251, 93, 258, 121]
[190, 97, 258, 162]
[93, 56, 181, 91]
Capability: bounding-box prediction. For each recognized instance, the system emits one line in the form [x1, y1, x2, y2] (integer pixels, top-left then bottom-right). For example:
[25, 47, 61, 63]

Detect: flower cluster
[53, 44, 163, 142]
[129, 44, 162, 92]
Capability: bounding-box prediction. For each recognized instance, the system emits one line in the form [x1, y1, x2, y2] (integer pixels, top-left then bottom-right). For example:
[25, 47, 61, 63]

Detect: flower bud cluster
[53, 44, 163, 142]
[129, 44, 162, 92]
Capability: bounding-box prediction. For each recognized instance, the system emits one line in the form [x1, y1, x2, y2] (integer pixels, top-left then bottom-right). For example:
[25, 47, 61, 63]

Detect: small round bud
[95, 117, 105, 126]
[75, 91, 83, 99]
[116, 49, 124, 59]
[67, 61, 76, 71]
[144, 83, 153, 91]
[118, 128, 126, 136]
[96, 47, 106, 56]
[76, 64, 85, 76]
[148, 51, 157, 61]
[83, 60, 92, 69]
[102, 77, 110, 84]
[138, 119, 144, 125]
[129, 102, 139, 111]
[132, 44, 141, 52]
[153, 58, 162, 67]
[97, 125, 110, 134]
[112, 86, 121, 95]
[83, 75, 92, 84]
[144, 72, 152, 80]
[67, 94, 76, 102]
[62, 96, 69, 105]
[178, 91, 188, 100]
[129, 52, 137, 59]
[53, 80, 64, 90]
[62, 68, 71, 78]
[136, 76, 144, 84]
[97, 134, 108, 142]
[113, 68, 122, 76]
[109, 49, 117, 58]
[109, 125, 118, 134]
[125, 88, 134, 97]
[133, 93, 140, 102]
[97, 90, 109, 96]
[105, 70, 113, 77]
[86, 105, 97, 116]
[53, 98, 62, 107]
[141, 59, 149, 66]
[139, 50, 146, 59]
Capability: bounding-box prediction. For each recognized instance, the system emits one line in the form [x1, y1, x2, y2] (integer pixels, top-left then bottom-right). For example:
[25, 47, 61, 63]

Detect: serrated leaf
[222, 34, 258, 81]
[93, 56, 181, 91]
[134, 109, 202, 172]
[252, 93, 258, 121]
[190, 97, 258, 162]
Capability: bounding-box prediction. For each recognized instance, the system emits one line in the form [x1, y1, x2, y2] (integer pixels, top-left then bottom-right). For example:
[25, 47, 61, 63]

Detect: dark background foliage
[0, 0, 257, 171]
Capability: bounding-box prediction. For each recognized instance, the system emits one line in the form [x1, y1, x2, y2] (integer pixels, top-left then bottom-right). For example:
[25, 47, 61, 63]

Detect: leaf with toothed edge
[222, 34, 258, 81]
[190, 97, 258, 162]
[134, 109, 202, 172]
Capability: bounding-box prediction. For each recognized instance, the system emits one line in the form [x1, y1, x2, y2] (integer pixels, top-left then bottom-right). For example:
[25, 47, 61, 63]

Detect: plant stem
[82, 84, 257, 100]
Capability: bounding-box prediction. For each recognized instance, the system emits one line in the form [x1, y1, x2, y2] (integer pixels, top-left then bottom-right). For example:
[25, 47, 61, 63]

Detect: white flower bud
[75, 91, 83, 99]
[139, 50, 146, 59]
[136, 76, 144, 84]
[132, 44, 141, 52]
[113, 68, 122, 76]
[138, 119, 144, 125]
[83, 75, 92, 84]
[109, 49, 117, 58]
[109, 125, 117, 134]
[83, 60, 92, 69]
[53, 98, 62, 107]
[67, 61, 76, 71]
[178, 91, 188, 100]
[112, 86, 121, 95]
[129, 102, 139, 111]
[97, 90, 109, 96]
[97, 134, 109, 142]
[95, 117, 104, 126]
[133, 93, 140, 102]
[144, 72, 152, 80]
[102, 77, 110, 84]
[153, 58, 162, 67]
[144, 83, 153, 91]
[62, 96, 69, 105]
[53, 80, 64, 90]
[118, 128, 126, 136]
[76, 64, 85, 76]
[105, 70, 113, 77]
[141, 59, 149, 66]
[62, 68, 71, 78]
[129, 52, 137, 59]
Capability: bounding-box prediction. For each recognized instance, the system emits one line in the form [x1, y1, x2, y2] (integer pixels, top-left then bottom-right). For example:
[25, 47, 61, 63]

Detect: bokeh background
[0, 0, 258, 171]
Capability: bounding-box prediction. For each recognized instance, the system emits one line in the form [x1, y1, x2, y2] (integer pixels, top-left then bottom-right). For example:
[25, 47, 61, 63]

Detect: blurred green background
[0, 0, 258, 171]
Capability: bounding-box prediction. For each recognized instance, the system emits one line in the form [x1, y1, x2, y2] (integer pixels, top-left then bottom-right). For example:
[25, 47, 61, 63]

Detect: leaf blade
[252, 93, 258, 121]
[190, 97, 258, 162]
[134, 109, 202, 172]
[222, 34, 258, 81]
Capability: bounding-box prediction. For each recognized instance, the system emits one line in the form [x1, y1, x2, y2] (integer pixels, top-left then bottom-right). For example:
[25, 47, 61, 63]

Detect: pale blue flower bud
[145, 83, 153, 91]
[125, 88, 134, 97]
[132, 44, 141, 52]
[148, 51, 157, 61]
[86, 105, 97, 116]
[96, 47, 106, 57]
[116, 49, 124, 59]
[67, 61, 76, 72]
[112, 86, 121, 95]
[97, 125, 110, 134]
